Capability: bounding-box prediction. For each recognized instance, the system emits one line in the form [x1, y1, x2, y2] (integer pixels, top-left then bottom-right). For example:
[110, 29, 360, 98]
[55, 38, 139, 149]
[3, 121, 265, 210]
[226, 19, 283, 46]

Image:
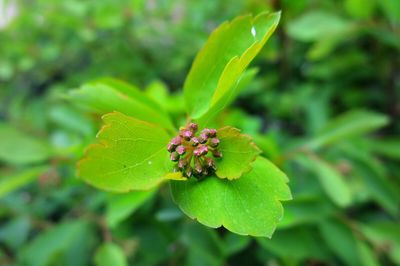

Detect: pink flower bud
[181, 130, 193, 140]
[171, 136, 182, 146]
[188, 122, 198, 132]
[209, 138, 220, 148]
[170, 152, 180, 162]
[176, 145, 186, 155]
[209, 129, 217, 137]
[190, 137, 199, 146]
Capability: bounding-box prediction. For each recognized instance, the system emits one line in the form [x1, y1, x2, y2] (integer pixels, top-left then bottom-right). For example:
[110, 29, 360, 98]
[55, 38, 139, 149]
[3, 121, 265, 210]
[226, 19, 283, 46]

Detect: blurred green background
[0, 0, 399, 265]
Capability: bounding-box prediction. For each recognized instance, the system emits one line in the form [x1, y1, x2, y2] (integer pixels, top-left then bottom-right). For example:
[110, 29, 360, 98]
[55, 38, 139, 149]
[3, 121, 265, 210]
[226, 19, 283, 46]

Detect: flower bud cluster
[167, 122, 222, 178]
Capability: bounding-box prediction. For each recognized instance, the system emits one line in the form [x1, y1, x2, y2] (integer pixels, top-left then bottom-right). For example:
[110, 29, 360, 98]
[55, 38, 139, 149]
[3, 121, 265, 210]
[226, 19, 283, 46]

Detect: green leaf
[319, 219, 362, 266]
[257, 227, 330, 263]
[0, 216, 30, 251]
[171, 157, 291, 237]
[69, 77, 174, 131]
[0, 166, 48, 198]
[360, 222, 400, 264]
[94, 243, 128, 266]
[106, 188, 156, 228]
[0, 123, 52, 165]
[366, 138, 400, 159]
[306, 110, 389, 150]
[297, 155, 352, 207]
[287, 11, 352, 42]
[184, 12, 280, 120]
[215, 126, 260, 180]
[197, 68, 258, 127]
[19, 221, 95, 266]
[78, 112, 171, 192]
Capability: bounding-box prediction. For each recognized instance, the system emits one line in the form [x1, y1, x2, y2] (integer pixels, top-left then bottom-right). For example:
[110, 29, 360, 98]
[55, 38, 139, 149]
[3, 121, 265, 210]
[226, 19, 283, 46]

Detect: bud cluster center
[167, 122, 222, 178]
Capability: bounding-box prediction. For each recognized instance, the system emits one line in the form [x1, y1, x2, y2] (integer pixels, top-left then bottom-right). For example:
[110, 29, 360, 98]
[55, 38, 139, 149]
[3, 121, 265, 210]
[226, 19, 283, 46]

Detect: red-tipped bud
[199, 133, 208, 144]
[185, 166, 193, 177]
[176, 145, 186, 155]
[194, 145, 208, 156]
[178, 159, 187, 169]
[204, 157, 216, 170]
[209, 138, 220, 148]
[202, 128, 211, 137]
[181, 130, 193, 140]
[212, 150, 222, 158]
[171, 136, 182, 146]
[188, 122, 198, 132]
[167, 143, 175, 152]
[209, 129, 217, 137]
[194, 159, 203, 174]
[190, 137, 199, 146]
[170, 152, 180, 162]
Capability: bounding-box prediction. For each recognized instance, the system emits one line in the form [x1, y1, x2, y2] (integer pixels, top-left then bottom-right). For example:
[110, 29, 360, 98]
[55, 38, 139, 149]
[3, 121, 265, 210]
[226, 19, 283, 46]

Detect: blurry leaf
[155, 207, 183, 222]
[356, 239, 380, 266]
[69, 78, 174, 131]
[144, 80, 170, 110]
[0, 166, 48, 198]
[106, 188, 156, 228]
[223, 233, 251, 256]
[222, 107, 262, 136]
[297, 156, 352, 207]
[184, 12, 280, 119]
[345, 0, 376, 19]
[278, 197, 335, 228]
[78, 112, 171, 192]
[338, 142, 399, 215]
[319, 219, 360, 266]
[379, 0, 400, 24]
[215, 126, 260, 180]
[19, 221, 95, 266]
[306, 110, 389, 150]
[198, 68, 259, 127]
[171, 157, 291, 237]
[0, 216, 30, 250]
[366, 138, 400, 159]
[183, 223, 224, 266]
[287, 11, 352, 42]
[360, 222, 400, 264]
[48, 103, 95, 137]
[257, 226, 330, 263]
[94, 242, 128, 266]
[0, 123, 52, 165]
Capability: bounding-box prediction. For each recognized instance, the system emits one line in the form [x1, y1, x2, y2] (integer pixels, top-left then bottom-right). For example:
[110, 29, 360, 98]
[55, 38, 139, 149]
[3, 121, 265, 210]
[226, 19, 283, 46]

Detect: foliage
[0, 0, 399, 265]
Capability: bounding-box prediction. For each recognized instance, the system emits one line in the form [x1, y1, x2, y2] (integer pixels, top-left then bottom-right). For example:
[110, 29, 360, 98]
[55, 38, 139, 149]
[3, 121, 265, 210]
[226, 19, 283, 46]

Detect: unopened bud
[185, 166, 193, 178]
[188, 122, 198, 132]
[171, 136, 182, 146]
[194, 145, 208, 156]
[209, 138, 220, 148]
[212, 150, 222, 158]
[194, 159, 203, 174]
[178, 159, 187, 169]
[204, 157, 216, 170]
[209, 129, 217, 137]
[167, 143, 175, 152]
[199, 133, 208, 144]
[181, 130, 193, 140]
[190, 137, 199, 146]
[170, 152, 180, 162]
[176, 145, 186, 155]
[202, 128, 211, 137]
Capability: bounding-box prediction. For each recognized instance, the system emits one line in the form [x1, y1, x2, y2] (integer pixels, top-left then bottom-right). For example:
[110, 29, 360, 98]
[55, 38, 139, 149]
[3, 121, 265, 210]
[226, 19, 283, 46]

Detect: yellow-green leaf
[215, 126, 260, 180]
[78, 112, 171, 192]
[171, 157, 292, 237]
[184, 12, 280, 120]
